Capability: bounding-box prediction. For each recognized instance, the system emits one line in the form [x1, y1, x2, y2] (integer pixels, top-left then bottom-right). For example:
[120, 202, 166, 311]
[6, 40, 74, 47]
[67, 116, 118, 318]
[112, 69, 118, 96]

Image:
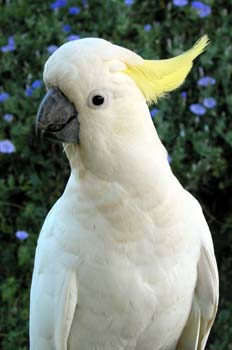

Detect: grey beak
[35, 87, 80, 143]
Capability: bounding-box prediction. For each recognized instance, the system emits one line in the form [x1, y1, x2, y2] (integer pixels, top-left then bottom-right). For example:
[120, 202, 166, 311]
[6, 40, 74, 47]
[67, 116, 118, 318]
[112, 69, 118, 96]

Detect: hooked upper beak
[35, 87, 80, 144]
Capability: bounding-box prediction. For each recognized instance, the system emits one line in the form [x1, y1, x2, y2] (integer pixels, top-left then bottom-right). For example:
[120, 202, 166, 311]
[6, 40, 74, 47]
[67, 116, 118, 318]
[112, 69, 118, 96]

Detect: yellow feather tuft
[124, 35, 209, 104]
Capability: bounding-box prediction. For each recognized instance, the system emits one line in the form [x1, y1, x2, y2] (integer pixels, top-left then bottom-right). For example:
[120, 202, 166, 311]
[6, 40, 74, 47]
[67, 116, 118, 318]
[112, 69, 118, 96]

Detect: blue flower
[31, 79, 42, 89]
[190, 103, 206, 115]
[25, 79, 42, 97]
[191, 1, 211, 17]
[181, 91, 187, 99]
[0, 92, 10, 102]
[50, 0, 67, 10]
[15, 230, 29, 241]
[47, 45, 58, 54]
[1, 36, 16, 52]
[203, 97, 216, 109]
[69, 7, 81, 15]
[124, 0, 134, 6]
[150, 108, 160, 118]
[0, 139, 15, 153]
[25, 86, 33, 97]
[62, 24, 72, 33]
[197, 76, 216, 86]
[144, 24, 152, 32]
[173, 0, 188, 6]
[67, 35, 80, 41]
[167, 155, 172, 164]
[3, 113, 14, 122]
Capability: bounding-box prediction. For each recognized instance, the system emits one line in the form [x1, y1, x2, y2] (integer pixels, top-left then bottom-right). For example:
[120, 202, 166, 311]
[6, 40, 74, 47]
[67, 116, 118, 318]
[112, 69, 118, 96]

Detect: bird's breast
[66, 232, 197, 350]
[39, 172, 200, 349]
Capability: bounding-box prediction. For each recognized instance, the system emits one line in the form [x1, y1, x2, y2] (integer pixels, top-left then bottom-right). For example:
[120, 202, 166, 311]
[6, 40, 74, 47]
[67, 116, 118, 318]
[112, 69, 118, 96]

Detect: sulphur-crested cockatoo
[31, 36, 219, 350]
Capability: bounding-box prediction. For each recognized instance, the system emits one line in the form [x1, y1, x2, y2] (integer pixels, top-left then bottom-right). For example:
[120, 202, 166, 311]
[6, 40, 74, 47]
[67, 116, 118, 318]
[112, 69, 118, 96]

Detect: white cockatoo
[31, 36, 219, 350]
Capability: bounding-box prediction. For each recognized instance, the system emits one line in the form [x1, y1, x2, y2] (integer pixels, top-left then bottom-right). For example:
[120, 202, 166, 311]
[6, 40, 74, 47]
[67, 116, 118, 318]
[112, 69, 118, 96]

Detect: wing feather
[30, 240, 78, 350]
[55, 269, 78, 350]
[178, 208, 219, 350]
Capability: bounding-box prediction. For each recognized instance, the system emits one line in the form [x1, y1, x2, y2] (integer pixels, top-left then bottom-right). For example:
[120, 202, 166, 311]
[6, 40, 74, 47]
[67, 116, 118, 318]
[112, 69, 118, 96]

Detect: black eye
[92, 95, 104, 106]
[88, 90, 109, 109]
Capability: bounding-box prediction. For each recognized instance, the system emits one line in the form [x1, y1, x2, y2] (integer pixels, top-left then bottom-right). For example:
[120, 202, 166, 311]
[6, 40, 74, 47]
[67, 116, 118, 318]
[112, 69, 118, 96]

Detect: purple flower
[144, 24, 152, 31]
[197, 76, 216, 86]
[203, 97, 216, 109]
[0, 92, 10, 102]
[190, 103, 206, 115]
[0, 140, 15, 153]
[181, 91, 187, 99]
[15, 230, 29, 241]
[3, 113, 14, 122]
[25, 79, 42, 97]
[191, 1, 211, 17]
[173, 0, 188, 6]
[1, 36, 16, 52]
[124, 0, 134, 6]
[150, 108, 160, 118]
[69, 7, 81, 15]
[67, 34, 80, 41]
[167, 155, 172, 164]
[47, 45, 58, 54]
[62, 24, 72, 33]
[31, 79, 42, 89]
[25, 86, 33, 97]
[50, 0, 67, 10]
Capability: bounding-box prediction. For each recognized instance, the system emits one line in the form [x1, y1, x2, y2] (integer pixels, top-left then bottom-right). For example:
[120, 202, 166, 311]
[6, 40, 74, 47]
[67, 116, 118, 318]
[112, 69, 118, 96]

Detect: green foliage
[0, 0, 231, 348]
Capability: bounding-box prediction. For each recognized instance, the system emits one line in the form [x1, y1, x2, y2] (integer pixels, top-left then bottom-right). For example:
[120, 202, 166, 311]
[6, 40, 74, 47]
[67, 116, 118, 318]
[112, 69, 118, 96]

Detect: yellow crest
[124, 35, 209, 104]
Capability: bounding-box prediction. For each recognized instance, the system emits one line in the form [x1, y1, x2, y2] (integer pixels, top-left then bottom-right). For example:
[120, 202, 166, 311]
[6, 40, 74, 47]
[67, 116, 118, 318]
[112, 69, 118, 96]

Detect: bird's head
[36, 36, 208, 180]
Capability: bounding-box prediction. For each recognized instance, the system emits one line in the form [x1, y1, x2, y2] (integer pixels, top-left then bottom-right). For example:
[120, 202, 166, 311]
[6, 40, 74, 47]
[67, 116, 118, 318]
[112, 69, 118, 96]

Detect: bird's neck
[63, 143, 183, 214]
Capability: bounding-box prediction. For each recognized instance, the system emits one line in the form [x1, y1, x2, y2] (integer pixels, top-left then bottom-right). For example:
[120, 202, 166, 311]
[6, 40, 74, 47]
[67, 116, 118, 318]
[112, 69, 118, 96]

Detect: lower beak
[35, 87, 80, 144]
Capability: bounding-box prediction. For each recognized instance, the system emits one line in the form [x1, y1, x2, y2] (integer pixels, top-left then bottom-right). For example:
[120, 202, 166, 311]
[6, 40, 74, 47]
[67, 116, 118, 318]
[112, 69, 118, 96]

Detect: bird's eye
[92, 95, 104, 106]
[88, 90, 109, 110]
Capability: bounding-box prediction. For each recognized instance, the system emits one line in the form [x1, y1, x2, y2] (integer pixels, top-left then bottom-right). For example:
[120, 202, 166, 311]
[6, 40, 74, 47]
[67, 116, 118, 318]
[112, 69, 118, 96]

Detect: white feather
[30, 38, 218, 350]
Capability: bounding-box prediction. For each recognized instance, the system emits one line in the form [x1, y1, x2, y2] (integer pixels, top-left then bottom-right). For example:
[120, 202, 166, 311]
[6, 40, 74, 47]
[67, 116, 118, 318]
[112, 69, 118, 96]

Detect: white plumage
[30, 38, 218, 350]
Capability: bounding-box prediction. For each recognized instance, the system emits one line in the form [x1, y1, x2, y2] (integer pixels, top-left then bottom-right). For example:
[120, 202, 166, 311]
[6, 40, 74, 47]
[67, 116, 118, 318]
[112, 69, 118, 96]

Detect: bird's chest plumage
[38, 175, 199, 350]
[68, 241, 196, 350]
